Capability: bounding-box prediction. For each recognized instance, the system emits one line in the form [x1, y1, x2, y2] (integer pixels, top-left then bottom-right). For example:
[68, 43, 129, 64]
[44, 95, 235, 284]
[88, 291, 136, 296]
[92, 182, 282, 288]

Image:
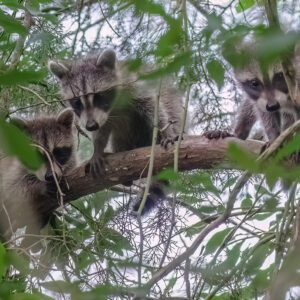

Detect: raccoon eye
[273, 72, 288, 93]
[94, 91, 115, 111]
[249, 79, 262, 89]
[53, 147, 72, 165]
[69, 98, 83, 115]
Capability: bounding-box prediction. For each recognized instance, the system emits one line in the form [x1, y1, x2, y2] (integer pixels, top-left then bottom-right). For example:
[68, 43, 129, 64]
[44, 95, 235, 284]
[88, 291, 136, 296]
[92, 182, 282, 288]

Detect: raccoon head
[230, 36, 294, 113]
[48, 49, 118, 132]
[235, 61, 289, 113]
[12, 109, 76, 183]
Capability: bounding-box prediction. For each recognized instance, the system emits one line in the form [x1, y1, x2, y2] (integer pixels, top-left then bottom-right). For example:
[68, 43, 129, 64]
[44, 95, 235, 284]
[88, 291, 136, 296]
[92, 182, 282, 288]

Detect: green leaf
[198, 205, 217, 214]
[185, 221, 206, 237]
[227, 142, 259, 172]
[275, 132, 300, 162]
[245, 243, 272, 275]
[203, 13, 223, 40]
[222, 176, 238, 190]
[206, 59, 225, 90]
[0, 10, 28, 35]
[140, 51, 192, 80]
[133, 0, 167, 19]
[264, 197, 279, 212]
[125, 58, 143, 71]
[253, 212, 273, 221]
[241, 194, 252, 210]
[205, 228, 231, 254]
[157, 168, 180, 181]
[154, 23, 183, 57]
[0, 242, 7, 280]
[252, 266, 273, 291]
[190, 172, 220, 197]
[102, 205, 115, 224]
[236, 0, 255, 13]
[106, 228, 132, 251]
[0, 69, 46, 86]
[0, 0, 25, 11]
[166, 277, 177, 292]
[225, 242, 243, 267]
[7, 252, 29, 274]
[0, 117, 43, 170]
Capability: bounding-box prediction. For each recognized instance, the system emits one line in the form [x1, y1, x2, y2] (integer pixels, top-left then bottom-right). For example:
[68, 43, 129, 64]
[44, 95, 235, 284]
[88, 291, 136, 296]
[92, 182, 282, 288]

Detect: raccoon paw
[85, 155, 107, 177]
[203, 130, 234, 140]
[160, 135, 179, 149]
[46, 179, 67, 197]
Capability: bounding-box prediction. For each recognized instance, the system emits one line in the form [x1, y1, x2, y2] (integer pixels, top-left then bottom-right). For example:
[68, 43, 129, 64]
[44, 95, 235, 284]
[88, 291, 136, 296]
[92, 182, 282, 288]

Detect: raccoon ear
[96, 49, 116, 69]
[57, 108, 74, 130]
[10, 117, 28, 132]
[48, 60, 70, 79]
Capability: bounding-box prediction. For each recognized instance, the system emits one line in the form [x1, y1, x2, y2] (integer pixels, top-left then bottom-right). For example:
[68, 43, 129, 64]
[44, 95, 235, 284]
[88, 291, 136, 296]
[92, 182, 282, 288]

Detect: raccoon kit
[48, 49, 185, 175]
[205, 39, 300, 143]
[0, 109, 76, 243]
[49, 49, 186, 213]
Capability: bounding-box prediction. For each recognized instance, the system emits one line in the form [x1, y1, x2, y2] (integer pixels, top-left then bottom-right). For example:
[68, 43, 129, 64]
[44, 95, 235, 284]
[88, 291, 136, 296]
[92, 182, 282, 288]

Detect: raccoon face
[235, 61, 290, 113]
[48, 49, 118, 132]
[13, 109, 76, 183]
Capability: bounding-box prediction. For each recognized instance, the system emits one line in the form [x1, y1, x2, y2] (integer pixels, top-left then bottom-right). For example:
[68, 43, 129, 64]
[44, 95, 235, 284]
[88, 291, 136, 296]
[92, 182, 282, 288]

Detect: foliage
[0, 0, 300, 299]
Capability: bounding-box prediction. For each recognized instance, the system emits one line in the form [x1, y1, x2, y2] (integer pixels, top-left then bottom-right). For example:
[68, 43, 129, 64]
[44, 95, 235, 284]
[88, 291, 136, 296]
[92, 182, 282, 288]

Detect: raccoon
[48, 49, 186, 213]
[204, 39, 300, 143]
[0, 109, 76, 246]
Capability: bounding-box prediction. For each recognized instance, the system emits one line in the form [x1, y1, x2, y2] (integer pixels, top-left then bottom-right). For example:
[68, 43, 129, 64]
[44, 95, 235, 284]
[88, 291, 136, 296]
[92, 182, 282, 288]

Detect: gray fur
[233, 39, 300, 143]
[49, 49, 187, 213]
[49, 50, 186, 172]
[0, 109, 77, 246]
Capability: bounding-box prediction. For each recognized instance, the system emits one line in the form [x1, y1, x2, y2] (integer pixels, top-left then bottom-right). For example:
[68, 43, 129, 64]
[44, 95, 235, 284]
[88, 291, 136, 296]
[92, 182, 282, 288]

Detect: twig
[18, 85, 50, 106]
[136, 80, 162, 216]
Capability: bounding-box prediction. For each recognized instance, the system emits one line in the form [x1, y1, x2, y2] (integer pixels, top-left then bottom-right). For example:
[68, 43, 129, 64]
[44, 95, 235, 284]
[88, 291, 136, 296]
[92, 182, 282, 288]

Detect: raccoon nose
[45, 172, 59, 182]
[86, 121, 99, 131]
[266, 102, 280, 112]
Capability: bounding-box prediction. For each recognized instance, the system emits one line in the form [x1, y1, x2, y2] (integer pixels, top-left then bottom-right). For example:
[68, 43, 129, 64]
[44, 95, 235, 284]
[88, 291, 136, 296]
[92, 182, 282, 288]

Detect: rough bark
[36, 136, 264, 217]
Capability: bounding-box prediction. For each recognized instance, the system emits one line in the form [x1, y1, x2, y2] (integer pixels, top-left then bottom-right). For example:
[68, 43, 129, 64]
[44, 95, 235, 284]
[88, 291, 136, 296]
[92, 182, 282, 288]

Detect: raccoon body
[49, 50, 185, 160]
[0, 109, 76, 244]
[49, 50, 187, 214]
[205, 37, 300, 143]
[233, 52, 300, 143]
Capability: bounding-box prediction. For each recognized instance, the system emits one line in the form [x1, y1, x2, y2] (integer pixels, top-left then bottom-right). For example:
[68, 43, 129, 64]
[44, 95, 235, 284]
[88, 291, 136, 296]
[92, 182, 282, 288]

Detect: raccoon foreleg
[204, 99, 256, 140]
[85, 125, 111, 176]
[159, 110, 180, 149]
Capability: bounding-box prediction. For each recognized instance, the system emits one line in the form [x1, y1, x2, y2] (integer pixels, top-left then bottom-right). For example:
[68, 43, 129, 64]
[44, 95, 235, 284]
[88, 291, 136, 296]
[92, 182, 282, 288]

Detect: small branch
[18, 85, 50, 106]
[143, 215, 226, 291]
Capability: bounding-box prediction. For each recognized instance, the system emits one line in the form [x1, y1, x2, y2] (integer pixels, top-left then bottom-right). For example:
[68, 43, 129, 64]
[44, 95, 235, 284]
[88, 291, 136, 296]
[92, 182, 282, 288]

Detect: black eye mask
[93, 90, 116, 111]
[272, 72, 288, 94]
[52, 147, 72, 165]
[242, 78, 263, 100]
[69, 98, 83, 116]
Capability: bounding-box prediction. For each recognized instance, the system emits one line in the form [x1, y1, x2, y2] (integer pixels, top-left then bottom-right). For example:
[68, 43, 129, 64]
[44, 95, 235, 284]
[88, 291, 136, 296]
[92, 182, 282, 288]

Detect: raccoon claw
[160, 135, 180, 149]
[203, 130, 234, 140]
[85, 156, 107, 177]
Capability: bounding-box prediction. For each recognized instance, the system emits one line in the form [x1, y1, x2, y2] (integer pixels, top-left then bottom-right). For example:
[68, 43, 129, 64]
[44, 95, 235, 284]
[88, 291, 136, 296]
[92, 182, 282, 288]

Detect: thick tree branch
[36, 136, 264, 217]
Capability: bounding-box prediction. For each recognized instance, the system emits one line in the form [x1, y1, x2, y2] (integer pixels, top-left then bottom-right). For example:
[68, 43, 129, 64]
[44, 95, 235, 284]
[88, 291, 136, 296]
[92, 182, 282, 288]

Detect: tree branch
[37, 136, 264, 218]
